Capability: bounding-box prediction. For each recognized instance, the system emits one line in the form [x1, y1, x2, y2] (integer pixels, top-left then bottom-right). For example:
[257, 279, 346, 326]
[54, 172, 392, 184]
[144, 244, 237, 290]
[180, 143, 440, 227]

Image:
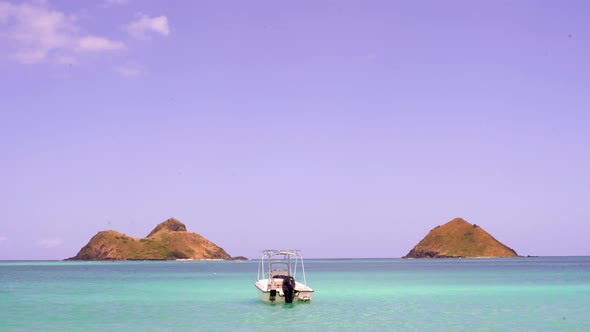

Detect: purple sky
[1, 1, 589, 260]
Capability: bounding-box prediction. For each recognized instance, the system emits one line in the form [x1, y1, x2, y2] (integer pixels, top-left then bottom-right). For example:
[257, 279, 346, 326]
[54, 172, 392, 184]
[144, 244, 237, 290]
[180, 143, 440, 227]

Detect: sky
[1, 0, 589, 260]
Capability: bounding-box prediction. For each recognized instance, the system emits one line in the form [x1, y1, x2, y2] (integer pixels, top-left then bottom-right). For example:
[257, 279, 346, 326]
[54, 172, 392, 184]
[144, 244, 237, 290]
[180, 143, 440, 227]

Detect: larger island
[67, 218, 240, 260]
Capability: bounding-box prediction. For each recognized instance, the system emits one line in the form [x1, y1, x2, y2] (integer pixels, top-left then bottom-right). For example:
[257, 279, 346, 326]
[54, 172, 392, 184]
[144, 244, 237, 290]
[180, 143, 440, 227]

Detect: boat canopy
[261, 249, 301, 257]
[257, 249, 308, 285]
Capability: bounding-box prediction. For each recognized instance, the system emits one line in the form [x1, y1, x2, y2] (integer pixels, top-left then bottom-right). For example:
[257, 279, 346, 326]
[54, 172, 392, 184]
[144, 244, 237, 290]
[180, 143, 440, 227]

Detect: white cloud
[127, 14, 170, 39]
[0, 1, 125, 64]
[14, 48, 46, 63]
[38, 238, 63, 249]
[0, 234, 7, 243]
[114, 61, 143, 76]
[77, 35, 125, 51]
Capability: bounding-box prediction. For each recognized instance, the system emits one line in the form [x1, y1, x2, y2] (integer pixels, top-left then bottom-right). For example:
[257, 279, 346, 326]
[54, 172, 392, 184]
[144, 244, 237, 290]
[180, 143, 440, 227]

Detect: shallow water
[1, 257, 589, 331]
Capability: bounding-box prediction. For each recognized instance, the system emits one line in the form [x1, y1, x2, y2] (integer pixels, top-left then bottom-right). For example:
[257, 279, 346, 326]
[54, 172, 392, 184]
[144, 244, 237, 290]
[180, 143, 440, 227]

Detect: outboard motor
[282, 276, 296, 303]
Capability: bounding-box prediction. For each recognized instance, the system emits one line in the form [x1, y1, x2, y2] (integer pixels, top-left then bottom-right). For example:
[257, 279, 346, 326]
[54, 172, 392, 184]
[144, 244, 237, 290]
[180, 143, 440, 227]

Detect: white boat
[254, 249, 314, 303]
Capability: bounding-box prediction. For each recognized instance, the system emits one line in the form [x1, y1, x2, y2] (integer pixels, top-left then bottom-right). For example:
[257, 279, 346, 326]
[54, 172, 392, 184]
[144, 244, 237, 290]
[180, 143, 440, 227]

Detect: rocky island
[67, 218, 238, 261]
[403, 217, 518, 258]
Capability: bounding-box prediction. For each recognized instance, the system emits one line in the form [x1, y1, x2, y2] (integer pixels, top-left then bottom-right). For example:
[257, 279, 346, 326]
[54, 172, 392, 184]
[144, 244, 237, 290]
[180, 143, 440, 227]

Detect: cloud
[114, 61, 143, 76]
[77, 35, 125, 51]
[127, 14, 170, 39]
[38, 238, 63, 249]
[0, 1, 125, 64]
[0, 234, 6, 243]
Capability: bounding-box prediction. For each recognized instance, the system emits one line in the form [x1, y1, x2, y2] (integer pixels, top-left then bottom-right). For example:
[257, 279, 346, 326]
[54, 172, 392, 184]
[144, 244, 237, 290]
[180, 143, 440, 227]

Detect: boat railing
[299, 254, 307, 285]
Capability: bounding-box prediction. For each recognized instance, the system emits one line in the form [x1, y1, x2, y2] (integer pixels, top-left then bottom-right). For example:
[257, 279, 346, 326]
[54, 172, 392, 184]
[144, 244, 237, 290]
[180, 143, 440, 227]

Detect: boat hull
[255, 280, 314, 303]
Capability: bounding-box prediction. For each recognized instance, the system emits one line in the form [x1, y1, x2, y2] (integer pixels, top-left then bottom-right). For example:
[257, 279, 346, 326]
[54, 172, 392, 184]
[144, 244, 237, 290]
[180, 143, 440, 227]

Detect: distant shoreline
[175, 258, 225, 261]
[4, 256, 590, 262]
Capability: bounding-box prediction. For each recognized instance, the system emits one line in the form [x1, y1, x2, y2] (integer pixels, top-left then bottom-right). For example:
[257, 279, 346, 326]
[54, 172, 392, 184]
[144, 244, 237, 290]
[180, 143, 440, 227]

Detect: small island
[67, 218, 241, 261]
[403, 217, 518, 258]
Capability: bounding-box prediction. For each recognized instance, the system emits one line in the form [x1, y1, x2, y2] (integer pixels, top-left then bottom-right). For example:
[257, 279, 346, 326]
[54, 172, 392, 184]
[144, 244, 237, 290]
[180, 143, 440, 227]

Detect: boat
[254, 249, 314, 303]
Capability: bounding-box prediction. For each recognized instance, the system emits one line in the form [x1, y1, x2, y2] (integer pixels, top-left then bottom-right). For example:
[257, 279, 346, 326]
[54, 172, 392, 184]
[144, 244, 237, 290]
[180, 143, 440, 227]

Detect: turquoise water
[1, 257, 589, 331]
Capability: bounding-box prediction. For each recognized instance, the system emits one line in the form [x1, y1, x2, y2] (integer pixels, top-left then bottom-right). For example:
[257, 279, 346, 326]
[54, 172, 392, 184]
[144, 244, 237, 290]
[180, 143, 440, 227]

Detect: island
[403, 217, 518, 258]
[66, 218, 242, 261]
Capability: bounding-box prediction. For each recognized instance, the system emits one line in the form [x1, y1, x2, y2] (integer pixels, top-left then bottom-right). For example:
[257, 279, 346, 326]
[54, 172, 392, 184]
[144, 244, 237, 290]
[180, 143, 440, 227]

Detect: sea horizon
[2, 254, 589, 262]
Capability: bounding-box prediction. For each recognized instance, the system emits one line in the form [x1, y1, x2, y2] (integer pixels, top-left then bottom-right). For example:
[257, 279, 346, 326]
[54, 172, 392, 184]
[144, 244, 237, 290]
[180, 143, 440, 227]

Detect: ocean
[1, 257, 589, 331]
